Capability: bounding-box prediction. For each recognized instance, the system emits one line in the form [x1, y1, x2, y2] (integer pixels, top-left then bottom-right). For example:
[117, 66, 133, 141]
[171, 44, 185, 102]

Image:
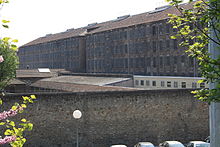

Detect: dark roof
[16, 69, 67, 78]
[22, 28, 86, 47]
[21, 2, 194, 47]
[31, 80, 139, 92]
[9, 79, 26, 85]
[33, 76, 131, 86]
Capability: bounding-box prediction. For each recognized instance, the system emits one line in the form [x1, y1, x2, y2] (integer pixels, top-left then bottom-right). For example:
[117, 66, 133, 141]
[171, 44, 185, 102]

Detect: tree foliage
[0, 38, 19, 91]
[0, 0, 36, 146]
[0, 0, 18, 91]
[166, 0, 220, 103]
[0, 95, 36, 147]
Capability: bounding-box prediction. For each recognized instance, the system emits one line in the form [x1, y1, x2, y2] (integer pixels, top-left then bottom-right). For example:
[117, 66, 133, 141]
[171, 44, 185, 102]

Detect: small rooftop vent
[148, 5, 171, 14]
[66, 28, 74, 32]
[45, 34, 52, 37]
[113, 14, 130, 22]
[87, 22, 98, 27]
[155, 5, 171, 10]
[86, 26, 100, 33]
[86, 23, 100, 32]
[38, 68, 50, 73]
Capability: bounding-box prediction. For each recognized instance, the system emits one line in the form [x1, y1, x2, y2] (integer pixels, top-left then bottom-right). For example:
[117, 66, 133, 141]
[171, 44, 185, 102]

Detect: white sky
[1, 0, 169, 46]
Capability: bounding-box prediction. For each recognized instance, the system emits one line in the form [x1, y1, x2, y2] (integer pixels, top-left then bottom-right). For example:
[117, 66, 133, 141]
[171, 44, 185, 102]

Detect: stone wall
[2, 90, 209, 147]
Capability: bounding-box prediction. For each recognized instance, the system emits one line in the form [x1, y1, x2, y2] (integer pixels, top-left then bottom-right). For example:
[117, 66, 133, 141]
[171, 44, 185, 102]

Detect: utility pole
[208, 5, 220, 146]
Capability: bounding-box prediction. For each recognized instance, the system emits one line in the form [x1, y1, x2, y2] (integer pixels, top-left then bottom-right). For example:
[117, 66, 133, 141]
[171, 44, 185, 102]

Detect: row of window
[19, 51, 80, 62]
[135, 80, 206, 88]
[87, 39, 179, 58]
[86, 23, 176, 44]
[87, 55, 193, 70]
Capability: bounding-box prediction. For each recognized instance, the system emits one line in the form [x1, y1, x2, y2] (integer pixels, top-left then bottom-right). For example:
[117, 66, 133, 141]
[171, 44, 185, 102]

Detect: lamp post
[73, 110, 82, 147]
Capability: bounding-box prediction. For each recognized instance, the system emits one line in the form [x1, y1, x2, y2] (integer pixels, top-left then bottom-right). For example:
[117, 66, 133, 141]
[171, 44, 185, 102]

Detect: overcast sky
[1, 0, 169, 46]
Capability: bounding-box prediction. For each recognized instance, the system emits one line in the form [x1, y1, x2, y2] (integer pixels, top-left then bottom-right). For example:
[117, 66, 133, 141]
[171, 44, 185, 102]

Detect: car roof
[110, 145, 127, 147]
[165, 141, 183, 144]
[138, 142, 154, 145]
[190, 141, 209, 144]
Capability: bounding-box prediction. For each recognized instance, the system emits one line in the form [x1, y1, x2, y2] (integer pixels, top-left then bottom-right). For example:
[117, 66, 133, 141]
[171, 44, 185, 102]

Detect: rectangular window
[167, 81, 171, 87]
[174, 81, 178, 88]
[182, 82, 186, 88]
[159, 41, 163, 50]
[153, 41, 156, 52]
[153, 57, 156, 67]
[166, 24, 170, 33]
[152, 26, 157, 35]
[140, 80, 144, 86]
[159, 24, 163, 34]
[160, 57, 163, 66]
[192, 82, 197, 88]
[146, 80, 150, 86]
[174, 56, 177, 64]
[200, 82, 205, 88]
[161, 81, 165, 87]
[166, 56, 170, 65]
[166, 40, 170, 49]
[124, 45, 128, 53]
[152, 81, 156, 86]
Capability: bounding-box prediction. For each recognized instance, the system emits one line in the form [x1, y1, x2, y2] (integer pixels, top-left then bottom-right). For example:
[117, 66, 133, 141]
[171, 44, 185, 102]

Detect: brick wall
[2, 90, 209, 147]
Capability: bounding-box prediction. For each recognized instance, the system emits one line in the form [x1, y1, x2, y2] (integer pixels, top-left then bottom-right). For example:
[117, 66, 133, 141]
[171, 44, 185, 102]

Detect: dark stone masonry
[2, 89, 209, 147]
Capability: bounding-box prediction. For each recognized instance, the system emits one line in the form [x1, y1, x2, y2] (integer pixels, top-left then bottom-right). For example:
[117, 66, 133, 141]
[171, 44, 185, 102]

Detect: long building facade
[18, 3, 199, 76]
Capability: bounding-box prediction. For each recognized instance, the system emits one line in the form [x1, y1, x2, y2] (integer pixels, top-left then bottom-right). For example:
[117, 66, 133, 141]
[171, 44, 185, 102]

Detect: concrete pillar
[208, 13, 220, 147]
[209, 103, 220, 146]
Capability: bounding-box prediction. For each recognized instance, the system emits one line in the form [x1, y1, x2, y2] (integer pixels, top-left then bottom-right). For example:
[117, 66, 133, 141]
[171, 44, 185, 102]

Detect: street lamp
[73, 110, 82, 147]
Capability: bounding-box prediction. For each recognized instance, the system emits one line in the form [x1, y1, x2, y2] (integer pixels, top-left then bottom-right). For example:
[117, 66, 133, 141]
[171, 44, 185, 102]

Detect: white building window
[192, 82, 197, 88]
[140, 80, 144, 86]
[200, 82, 205, 88]
[182, 82, 186, 88]
[167, 81, 171, 87]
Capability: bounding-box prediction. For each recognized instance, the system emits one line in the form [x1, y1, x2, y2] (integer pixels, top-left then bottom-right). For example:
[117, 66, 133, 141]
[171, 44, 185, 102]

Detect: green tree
[0, 37, 18, 91]
[166, 0, 220, 103]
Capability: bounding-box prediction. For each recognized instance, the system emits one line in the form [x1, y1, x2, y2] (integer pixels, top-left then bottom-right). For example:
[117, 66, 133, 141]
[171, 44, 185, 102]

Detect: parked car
[110, 145, 127, 147]
[205, 136, 210, 143]
[186, 141, 210, 147]
[134, 142, 155, 147]
[159, 141, 184, 147]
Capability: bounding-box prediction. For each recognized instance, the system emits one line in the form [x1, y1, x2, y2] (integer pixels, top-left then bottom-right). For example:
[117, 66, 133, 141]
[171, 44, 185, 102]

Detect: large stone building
[18, 2, 199, 76]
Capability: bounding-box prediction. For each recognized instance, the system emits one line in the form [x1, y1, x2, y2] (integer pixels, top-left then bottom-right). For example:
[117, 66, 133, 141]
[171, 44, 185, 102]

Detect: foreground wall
[3, 90, 209, 147]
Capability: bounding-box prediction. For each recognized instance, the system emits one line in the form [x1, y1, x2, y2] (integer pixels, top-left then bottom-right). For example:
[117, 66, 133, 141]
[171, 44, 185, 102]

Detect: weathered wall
[2, 90, 209, 147]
